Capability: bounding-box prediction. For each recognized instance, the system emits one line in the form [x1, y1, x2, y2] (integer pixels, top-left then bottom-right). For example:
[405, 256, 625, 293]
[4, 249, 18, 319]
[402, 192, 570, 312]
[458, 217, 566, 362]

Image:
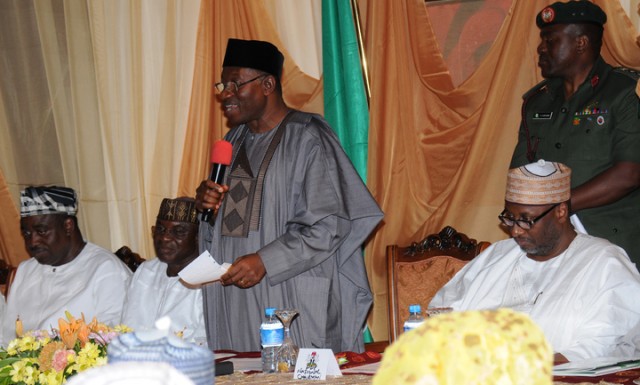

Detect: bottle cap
[265, 307, 276, 316]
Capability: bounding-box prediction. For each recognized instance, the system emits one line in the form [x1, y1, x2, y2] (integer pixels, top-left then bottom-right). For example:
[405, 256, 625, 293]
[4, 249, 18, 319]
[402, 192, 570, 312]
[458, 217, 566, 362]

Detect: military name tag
[533, 112, 553, 120]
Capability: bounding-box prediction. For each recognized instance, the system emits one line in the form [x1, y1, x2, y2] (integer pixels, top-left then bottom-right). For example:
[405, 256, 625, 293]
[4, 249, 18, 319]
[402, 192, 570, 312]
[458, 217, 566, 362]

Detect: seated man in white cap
[430, 160, 640, 363]
[121, 197, 206, 344]
[1, 186, 132, 347]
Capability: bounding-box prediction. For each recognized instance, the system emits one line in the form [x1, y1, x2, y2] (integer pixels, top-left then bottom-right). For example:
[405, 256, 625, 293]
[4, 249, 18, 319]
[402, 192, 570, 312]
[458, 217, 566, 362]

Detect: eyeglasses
[214, 74, 267, 94]
[152, 225, 193, 240]
[498, 203, 559, 230]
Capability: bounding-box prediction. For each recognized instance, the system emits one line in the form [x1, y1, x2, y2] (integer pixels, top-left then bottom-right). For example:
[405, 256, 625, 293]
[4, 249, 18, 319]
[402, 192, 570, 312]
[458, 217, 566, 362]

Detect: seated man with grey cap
[1, 186, 132, 347]
[430, 160, 640, 363]
[121, 197, 206, 344]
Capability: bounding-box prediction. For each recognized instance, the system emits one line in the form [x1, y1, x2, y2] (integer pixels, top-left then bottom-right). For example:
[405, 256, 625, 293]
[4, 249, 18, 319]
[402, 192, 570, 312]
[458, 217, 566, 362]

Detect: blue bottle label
[260, 324, 284, 346]
[403, 320, 424, 333]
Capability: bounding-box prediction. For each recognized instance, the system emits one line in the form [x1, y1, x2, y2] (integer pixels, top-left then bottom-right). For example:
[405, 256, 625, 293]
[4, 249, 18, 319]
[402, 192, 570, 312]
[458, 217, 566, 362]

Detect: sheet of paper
[227, 357, 263, 372]
[553, 356, 640, 377]
[214, 352, 237, 360]
[341, 361, 380, 374]
[178, 250, 231, 285]
[570, 214, 588, 234]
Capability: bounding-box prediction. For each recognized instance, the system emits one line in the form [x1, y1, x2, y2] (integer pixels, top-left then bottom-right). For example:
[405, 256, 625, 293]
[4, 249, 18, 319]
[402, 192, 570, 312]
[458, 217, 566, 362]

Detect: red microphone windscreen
[210, 140, 233, 165]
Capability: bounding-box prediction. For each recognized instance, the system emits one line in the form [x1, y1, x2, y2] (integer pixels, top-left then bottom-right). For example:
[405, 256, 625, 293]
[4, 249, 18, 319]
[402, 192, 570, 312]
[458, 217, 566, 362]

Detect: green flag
[322, 0, 369, 183]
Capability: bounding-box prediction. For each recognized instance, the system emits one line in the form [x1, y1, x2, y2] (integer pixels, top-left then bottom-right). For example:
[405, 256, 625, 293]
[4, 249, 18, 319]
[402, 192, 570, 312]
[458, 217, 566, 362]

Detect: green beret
[536, 1, 606, 28]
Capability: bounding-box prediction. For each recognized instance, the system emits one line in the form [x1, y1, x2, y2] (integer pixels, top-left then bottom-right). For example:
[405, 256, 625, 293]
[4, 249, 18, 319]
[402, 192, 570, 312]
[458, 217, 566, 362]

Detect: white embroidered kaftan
[121, 258, 205, 343]
[430, 234, 640, 360]
[1, 242, 131, 347]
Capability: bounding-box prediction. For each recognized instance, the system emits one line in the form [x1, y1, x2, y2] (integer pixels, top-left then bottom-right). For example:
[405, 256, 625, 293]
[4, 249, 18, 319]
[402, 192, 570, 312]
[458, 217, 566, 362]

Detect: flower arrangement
[0, 312, 132, 385]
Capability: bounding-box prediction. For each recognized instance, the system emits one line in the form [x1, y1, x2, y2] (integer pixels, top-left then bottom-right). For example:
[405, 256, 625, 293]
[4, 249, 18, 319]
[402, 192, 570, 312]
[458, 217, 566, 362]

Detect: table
[215, 372, 633, 385]
[216, 373, 374, 384]
[214, 351, 640, 385]
[554, 368, 640, 385]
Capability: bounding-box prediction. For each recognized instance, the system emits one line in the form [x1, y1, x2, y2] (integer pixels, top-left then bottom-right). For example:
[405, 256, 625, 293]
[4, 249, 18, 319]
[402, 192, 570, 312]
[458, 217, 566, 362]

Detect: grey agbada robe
[199, 110, 383, 353]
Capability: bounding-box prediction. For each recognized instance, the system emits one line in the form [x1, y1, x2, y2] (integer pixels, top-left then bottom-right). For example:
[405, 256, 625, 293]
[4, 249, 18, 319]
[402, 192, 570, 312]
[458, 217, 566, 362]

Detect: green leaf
[0, 357, 21, 367]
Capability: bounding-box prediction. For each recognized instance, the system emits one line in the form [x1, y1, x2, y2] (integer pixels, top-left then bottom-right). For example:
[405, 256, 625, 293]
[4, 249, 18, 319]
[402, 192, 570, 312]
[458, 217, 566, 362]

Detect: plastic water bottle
[403, 304, 425, 333]
[260, 307, 284, 373]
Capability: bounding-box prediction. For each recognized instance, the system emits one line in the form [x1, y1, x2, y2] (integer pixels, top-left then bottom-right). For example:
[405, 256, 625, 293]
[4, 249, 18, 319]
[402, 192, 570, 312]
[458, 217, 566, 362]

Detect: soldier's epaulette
[613, 67, 640, 80]
[523, 80, 549, 99]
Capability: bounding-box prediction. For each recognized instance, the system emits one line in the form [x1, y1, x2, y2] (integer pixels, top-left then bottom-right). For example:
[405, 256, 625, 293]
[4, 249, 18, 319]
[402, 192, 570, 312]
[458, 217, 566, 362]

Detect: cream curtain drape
[0, 0, 203, 262]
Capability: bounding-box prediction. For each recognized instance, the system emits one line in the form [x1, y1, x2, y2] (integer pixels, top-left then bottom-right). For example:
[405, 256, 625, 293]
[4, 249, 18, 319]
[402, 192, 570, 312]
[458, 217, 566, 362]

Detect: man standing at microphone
[195, 38, 382, 353]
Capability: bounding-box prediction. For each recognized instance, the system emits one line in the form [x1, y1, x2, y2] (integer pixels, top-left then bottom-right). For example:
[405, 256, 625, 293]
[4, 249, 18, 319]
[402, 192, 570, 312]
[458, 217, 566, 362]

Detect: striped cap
[20, 186, 78, 217]
[506, 160, 571, 205]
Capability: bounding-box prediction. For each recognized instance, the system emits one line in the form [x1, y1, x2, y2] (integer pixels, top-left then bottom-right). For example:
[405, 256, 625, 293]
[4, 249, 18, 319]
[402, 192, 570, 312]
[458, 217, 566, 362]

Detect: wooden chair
[386, 226, 490, 343]
[114, 246, 145, 272]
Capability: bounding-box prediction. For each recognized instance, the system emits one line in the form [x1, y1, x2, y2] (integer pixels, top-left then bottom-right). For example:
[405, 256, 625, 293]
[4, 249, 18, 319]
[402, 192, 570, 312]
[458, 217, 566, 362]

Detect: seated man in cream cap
[430, 160, 640, 363]
[1, 186, 131, 347]
[121, 197, 206, 344]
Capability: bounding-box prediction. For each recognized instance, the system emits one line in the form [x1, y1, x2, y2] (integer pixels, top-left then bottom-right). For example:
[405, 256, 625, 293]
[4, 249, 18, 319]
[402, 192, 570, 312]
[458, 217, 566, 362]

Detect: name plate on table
[293, 349, 342, 380]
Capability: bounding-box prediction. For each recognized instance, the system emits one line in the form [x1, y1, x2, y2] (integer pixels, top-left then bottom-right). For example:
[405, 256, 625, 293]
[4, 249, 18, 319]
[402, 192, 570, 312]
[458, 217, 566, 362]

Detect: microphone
[201, 140, 233, 223]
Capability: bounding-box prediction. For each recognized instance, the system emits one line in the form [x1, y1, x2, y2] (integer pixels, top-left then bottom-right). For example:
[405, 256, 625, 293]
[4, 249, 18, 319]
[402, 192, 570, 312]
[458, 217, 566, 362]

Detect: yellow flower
[6, 339, 21, 355]
[113, 324, 133, 334]
[17, 335, 43, 352]
[38, 369, 65, 385]
[10, 358, 40, 385]
[68, 342, 106, 373]
[96, 355, 108, 367]
[66, 351, 76, 367]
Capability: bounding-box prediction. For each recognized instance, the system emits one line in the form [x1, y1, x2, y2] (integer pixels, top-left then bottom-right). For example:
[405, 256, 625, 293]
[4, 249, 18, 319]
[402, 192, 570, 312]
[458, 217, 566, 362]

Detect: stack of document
[553, 357, 640, 377]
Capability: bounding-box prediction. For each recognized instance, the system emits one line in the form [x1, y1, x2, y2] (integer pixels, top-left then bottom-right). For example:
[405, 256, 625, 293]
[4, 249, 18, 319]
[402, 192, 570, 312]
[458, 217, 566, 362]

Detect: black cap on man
[536, 1, 606, 29]
[222, 38, 284, 81]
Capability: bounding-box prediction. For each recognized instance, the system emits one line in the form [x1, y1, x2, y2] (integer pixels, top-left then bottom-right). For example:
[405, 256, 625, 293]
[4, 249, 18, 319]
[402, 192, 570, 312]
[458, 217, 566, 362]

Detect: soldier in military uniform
[510, 1, 640, 266]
